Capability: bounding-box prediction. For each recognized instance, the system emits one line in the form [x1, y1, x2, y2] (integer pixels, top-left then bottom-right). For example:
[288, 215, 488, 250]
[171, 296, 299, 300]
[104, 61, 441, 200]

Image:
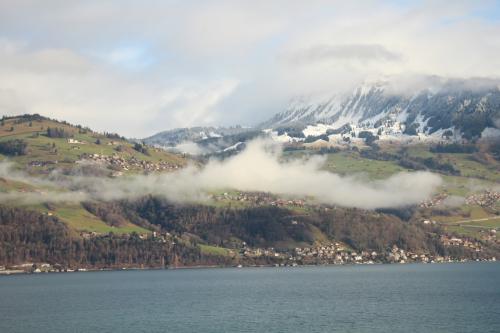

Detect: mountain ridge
[260, 79, 500, 140]
[144, 79, 500, 153]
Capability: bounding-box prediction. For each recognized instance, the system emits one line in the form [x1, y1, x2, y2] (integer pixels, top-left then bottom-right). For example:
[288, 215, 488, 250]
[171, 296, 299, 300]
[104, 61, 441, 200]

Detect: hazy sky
[1, 0, 500, 137]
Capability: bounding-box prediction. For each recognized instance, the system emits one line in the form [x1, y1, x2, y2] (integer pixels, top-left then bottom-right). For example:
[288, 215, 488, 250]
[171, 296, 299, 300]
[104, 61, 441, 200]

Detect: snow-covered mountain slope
[261, 80, 500, 141]
[145, 80, 500, 154]
[144, 126, 251, 147]
[143, 126, 260, 155]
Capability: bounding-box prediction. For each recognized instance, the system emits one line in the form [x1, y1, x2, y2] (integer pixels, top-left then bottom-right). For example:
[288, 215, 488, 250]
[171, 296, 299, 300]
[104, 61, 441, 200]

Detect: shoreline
[1, 259, 498, 276]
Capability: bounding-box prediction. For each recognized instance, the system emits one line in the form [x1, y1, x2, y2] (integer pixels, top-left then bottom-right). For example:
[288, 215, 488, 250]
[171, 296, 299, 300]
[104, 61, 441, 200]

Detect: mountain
[1, 113, 499, 271]
[261, 80, 500, 141]
[144, 126, 255, 146]
[145, 79, 500, 152]
[143, 126, 261, 155]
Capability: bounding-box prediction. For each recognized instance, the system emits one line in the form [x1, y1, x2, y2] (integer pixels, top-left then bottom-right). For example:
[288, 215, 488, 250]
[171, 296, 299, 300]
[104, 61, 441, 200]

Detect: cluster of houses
[419, 190, 499, 209]
[271, 199, 307, 208]
[292, 243, 375, 264]
[4, 233, 497, 274]
[479, 229, 497, 242]
[28, 160, 59, 167]
[465, 190, 500, 208]
[0, 262, 67, 275]
[68, 138, 120, 146]
[383, 245, 469, 264]
[440, 235, 483, 251]
[241, 247, 285, 259]
[67, 138, 87, 145]
[419, 193, 449, 208]
[211, 192, 308, 208]
[79, 153, 180, 174]
[238, 242, 495, 266]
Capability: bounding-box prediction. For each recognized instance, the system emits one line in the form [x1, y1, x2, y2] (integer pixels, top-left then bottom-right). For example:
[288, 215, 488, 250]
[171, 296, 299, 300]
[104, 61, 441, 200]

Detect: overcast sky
[1, 0, 500, 137]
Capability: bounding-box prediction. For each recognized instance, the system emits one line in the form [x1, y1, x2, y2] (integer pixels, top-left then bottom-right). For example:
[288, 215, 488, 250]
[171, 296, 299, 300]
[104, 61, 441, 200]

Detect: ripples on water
[1, 263, 499, 333]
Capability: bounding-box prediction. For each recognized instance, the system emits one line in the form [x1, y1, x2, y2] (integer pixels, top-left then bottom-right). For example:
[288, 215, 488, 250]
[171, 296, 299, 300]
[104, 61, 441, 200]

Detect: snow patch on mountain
[261, 79, 500, 141]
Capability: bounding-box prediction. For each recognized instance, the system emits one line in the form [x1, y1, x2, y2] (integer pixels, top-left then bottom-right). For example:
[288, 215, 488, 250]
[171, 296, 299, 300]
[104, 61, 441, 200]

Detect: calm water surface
[1, 263, 499, 333]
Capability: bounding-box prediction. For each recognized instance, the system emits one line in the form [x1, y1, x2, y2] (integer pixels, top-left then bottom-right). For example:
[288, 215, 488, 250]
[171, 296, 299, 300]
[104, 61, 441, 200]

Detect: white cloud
[0, 1, 499, 135]
[160, 80, 239, 128]
[287, 44, 402, 65]
[0, 139, 442, 209]
[0, 42, 237, 137]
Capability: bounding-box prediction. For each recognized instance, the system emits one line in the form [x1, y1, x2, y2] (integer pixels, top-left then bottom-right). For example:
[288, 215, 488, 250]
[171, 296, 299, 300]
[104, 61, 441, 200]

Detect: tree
[133, 142, 149, 155]
[47, 127, 71, 138]
[304, 134, 329, 143]
[0, 139, 28, 156]
[488, 139, 500, 161]
[358, 131, 379, 145]
[442, 129, 453, 139]
[403, 123, 418, 136]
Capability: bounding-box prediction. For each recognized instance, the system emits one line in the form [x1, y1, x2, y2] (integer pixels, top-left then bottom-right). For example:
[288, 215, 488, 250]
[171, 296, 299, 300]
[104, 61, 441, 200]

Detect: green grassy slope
[0, 115, 187, 169]
[285, 144, 500, 239]
[0, 114, 189, 236]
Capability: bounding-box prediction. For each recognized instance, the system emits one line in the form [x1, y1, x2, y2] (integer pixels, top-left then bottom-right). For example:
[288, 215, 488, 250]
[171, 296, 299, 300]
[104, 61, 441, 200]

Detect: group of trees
[46, 127, 71, 138]
[430, 143, 478, 154]
[120, 198, 305, 247]
[1, 196, 497, 268]
[0, 206, 229, 268]
[398, 156, 460, 175]
[326, 124, 352, 136]
[116, 197, 445, 253]
[486, 139, 500, 161]
[403, 123, 419, 136]
[453, 110, 495, 141]
[316, 147, 341, 154]
[133, 142, 150, 155]
[358, 131, 379, 145]
[104, 132, 126, 140]
[315, 208, 443, 253]
[0, 139, 27, 156]
[304, 134, 329, 143]
[83, 202, 136, 227]
[276, 126, 306, 138]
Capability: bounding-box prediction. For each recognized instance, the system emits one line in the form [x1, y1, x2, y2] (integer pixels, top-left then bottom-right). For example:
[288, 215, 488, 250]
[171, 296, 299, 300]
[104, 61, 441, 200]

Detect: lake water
[1, 263, 499, 333]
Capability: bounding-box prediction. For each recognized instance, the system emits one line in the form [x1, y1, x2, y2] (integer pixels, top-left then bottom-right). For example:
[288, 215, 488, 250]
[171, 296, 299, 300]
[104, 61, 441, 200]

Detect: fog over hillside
[0, 139, 441, 209]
